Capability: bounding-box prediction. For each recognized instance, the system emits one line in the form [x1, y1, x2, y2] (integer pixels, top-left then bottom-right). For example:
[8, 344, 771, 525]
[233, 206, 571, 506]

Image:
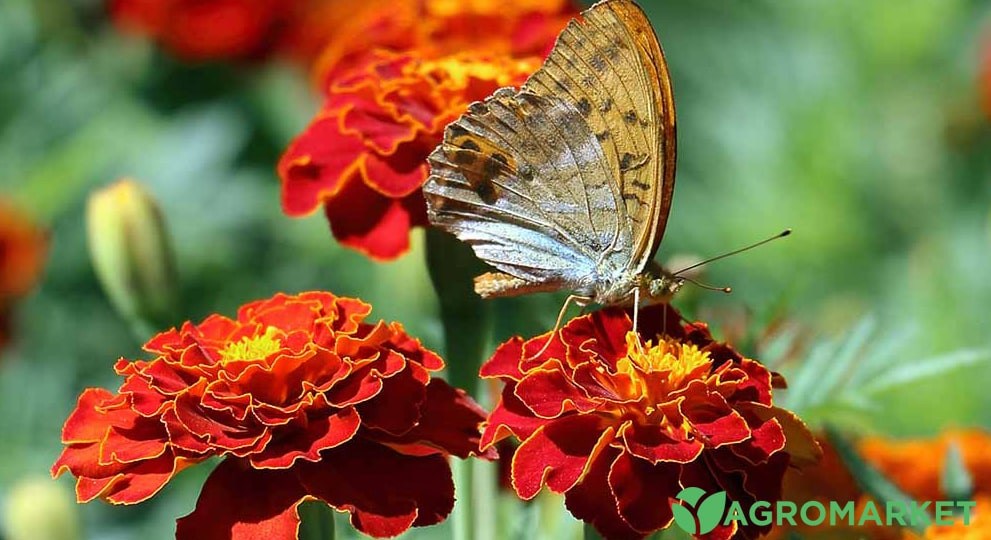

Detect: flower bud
[86, 179, 178, 336]
[2, 477, 79, 540]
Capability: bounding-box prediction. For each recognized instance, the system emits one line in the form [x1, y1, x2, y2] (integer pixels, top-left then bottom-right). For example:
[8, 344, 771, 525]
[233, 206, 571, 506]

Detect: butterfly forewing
[424, 88, 630, 286]
[523, 0, 676, 273]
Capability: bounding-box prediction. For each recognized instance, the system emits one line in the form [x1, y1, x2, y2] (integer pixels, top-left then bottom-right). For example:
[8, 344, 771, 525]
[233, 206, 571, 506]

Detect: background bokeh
[1, 0, 990, 538]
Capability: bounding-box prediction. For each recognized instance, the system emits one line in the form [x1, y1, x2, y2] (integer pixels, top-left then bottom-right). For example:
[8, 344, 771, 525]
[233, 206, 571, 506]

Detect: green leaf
[805, 317, 875, 406]
[862, 349, 991, 395]
[583, 523, 604, 540]
[297, 501, 336, 540]
[825, 425, 928, 535]
[424, 228, 493, 396]
[425, 228, 494, 540]
[941, 442, 974, 502]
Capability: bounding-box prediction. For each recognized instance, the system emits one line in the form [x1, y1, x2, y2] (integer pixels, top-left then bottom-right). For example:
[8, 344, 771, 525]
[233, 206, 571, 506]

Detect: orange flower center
[219, 327, 282, 364]
[614, 332, 712, 416]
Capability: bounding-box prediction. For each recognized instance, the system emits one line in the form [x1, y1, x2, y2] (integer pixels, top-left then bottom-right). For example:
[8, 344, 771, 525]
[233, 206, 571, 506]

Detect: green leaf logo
[671, 487, 728, 535]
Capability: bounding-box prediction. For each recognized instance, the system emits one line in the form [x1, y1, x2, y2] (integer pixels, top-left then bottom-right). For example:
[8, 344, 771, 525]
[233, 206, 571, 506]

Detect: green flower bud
[2, 477, 80, 540]
[86, 179, 178, 337]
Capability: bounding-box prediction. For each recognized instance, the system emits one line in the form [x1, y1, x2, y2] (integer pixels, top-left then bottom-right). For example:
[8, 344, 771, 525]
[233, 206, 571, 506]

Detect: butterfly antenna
[681, 277, 732, 294]
[673, 229, 792, 276]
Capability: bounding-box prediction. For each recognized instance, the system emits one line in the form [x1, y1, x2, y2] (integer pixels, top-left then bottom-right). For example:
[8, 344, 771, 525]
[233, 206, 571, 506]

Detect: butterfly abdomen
[474, 272, 564, 299]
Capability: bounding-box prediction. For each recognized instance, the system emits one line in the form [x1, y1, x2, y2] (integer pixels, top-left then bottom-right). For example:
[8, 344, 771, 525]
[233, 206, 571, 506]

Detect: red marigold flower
[480, 304, 821, 540]
[109, 0, 305, 61]
[279, 51, 543, 259]
[0, 200, 47, 349]
[52, 291, 493, 539]
[278, 1, 577, 260]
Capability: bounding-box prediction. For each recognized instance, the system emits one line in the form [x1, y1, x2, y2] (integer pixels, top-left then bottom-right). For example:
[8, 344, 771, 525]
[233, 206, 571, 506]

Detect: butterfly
[424, 0, 681, 332]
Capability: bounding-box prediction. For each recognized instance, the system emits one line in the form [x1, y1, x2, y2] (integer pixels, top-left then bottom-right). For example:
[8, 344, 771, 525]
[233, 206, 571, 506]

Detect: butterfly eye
[648, 278, 673, 299]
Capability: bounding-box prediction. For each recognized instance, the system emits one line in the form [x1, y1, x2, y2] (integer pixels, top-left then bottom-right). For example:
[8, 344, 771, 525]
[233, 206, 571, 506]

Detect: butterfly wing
[523, 0, 676, 273]
[424, 87, 631, 288]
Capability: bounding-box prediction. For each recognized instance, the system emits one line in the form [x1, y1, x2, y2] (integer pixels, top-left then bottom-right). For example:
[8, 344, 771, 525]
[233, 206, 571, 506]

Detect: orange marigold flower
[52, 291, 493, 539]
[480, 304, 820, 540]
[0, 200, 47, 349]
[769, 431, 991, 539]
[910, 496, 991, 539]
[860, 430, 991, 503]
[278, 1, 577, 260]
[108, 0, 314, 61]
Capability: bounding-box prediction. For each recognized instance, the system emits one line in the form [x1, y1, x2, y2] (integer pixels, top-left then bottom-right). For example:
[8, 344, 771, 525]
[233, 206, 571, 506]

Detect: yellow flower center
[219, 327, 282, 364]
[615, 332, 713, 403]
[419, 56, 541, 89]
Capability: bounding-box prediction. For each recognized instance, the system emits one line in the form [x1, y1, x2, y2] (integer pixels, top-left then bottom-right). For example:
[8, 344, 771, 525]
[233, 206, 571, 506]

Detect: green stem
[425, 228, 492, 394]
[425, 228, 495, 540]
[583, 523, 604, 540]
[298, 501, 336, 540]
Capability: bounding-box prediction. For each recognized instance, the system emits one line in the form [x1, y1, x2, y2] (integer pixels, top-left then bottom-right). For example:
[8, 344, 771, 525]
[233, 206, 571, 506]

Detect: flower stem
[298, 501, 336, 540]
[425, 228, 493, 394]
[425, 228, 495, 540]
[583, 523, 604, 540]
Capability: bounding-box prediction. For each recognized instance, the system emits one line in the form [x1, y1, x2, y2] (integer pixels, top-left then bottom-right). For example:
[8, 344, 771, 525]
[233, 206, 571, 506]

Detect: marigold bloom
[278, 1, 577, 260]
[52, 291, 492, 539]
[861, 430, 991, 503]
[480, 304, 820, 540]
[769, 430, 991, 539]
[912, 496, 991, 539]
[0, 200, 47, 349]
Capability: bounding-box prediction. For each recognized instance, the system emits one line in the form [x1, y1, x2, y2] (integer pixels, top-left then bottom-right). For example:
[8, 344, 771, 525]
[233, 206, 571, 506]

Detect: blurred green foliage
[1, 0, 990, 538]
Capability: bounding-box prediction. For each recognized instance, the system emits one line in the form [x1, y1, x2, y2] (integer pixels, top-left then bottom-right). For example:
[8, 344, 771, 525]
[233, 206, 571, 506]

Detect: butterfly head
[645, 274, 685, 303]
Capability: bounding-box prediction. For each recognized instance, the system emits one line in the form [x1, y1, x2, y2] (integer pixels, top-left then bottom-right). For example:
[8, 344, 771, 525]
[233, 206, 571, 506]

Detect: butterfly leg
[632, 286, 641, 335]
[528, 294, 591, 360]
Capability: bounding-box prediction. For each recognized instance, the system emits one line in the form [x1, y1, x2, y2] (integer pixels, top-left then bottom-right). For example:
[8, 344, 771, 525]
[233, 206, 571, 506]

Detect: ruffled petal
[176, 459, 309, 540]
[511, 416, 615, 500]
[299, 439, 454, 538]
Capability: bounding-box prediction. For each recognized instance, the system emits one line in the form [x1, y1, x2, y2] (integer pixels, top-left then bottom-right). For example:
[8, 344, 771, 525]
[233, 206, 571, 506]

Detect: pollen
[616, 332, 713, 401]
[219, 327, 283, 364]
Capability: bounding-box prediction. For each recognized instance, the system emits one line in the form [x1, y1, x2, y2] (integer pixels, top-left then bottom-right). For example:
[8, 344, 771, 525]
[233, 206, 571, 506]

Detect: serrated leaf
[941, 442, 974, 502]
[782, 337, 840, 412]
[805, 317, 875, 407]
[861, 349, 991, 395]
[825, 425, 927, 535]
[670, 503, 698, 535]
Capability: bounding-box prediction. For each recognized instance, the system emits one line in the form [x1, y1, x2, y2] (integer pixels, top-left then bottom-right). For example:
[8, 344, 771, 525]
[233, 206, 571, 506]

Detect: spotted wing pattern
[424, 87, 630, 287]
[523, 0, 676, 272]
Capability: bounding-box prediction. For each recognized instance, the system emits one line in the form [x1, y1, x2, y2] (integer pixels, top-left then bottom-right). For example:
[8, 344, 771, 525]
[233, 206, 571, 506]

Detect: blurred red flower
[480, 304, 821, 540]
[980, 32, 991, 119]
[108, 0, 294, 60]
[278, 0, 577, 260]
[0, 200, 47, 349]
[52, 291, 493, 539]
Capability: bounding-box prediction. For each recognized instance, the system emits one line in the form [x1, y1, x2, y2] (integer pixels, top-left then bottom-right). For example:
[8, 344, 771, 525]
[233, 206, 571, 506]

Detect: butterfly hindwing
[425, 88, 631, 287]
[523, 0, 676, 273]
